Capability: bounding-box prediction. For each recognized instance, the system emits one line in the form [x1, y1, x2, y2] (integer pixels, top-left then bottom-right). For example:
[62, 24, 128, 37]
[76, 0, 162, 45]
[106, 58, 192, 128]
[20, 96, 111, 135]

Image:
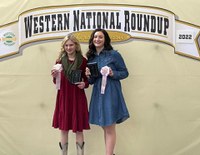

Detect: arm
[110, 51, 129, 80]
[51, 61, 61, 84]
[81, 58, 89, 88]
[85, 65, 97, 85]
[77, 57, 90, 89]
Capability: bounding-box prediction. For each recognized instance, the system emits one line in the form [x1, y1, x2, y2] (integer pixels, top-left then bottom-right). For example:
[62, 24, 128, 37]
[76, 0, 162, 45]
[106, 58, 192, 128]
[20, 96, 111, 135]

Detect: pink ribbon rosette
[100, 66, 110, 94]
[52, 64, 63, 90]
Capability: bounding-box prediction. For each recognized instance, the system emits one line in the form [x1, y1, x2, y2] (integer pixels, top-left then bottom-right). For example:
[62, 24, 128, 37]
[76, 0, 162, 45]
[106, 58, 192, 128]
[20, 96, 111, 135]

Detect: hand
[51, 69, 58, 78]
[76, 82, 85, 89]
[85, 67, 91, 78]
[109, 68, 114, 77]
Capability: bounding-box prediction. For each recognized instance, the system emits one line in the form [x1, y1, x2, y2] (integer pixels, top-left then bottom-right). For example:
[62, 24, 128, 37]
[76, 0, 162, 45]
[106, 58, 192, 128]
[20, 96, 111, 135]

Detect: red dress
[52, 57, 90, 132]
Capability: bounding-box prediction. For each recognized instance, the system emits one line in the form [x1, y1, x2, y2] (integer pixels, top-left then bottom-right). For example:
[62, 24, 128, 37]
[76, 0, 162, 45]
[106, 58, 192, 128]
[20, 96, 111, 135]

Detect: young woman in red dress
[51, 34, 90, 155]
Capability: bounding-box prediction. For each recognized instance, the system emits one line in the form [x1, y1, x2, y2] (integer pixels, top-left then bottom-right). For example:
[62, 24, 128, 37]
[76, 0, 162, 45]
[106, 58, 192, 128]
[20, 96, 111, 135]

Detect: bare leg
[103, 124, 116, 155]
[60, 130, 69, 144]
[60, 130, 69, 155]
[76, 132, 84, 155]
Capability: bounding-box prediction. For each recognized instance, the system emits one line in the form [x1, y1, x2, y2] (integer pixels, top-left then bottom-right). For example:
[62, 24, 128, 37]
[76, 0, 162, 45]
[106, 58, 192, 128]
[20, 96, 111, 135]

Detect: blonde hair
[57, 34, 82, 61]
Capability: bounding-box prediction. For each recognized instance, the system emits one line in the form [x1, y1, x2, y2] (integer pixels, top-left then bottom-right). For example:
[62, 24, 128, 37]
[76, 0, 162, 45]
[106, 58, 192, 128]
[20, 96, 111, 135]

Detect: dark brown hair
[86, 29, 113, 60]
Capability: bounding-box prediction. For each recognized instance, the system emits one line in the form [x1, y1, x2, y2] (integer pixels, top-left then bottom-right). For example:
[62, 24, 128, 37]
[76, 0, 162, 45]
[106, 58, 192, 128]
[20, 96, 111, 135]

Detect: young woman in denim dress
[85, 29, 130, 155]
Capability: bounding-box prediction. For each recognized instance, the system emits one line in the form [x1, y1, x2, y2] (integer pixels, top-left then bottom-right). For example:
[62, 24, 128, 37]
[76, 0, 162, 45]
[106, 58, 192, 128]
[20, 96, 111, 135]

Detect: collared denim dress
[88, 49, 130, 127]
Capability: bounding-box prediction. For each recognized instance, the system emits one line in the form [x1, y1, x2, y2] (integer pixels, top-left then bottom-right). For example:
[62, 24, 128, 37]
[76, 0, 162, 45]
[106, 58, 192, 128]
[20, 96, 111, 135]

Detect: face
[64, 39, 76, 56]
[93, 31, 105, 49]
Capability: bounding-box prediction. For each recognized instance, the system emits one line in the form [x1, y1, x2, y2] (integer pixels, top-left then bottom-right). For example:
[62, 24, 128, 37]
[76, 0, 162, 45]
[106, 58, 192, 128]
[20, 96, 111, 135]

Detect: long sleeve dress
[52, 57, 90, 132]
[88, 49, 130, 127]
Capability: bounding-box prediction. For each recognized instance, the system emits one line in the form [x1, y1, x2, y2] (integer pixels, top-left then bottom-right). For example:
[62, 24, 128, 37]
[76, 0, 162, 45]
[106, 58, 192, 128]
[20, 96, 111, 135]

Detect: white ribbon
[100, 66, 110, 94]
[52, 64, 63, 90]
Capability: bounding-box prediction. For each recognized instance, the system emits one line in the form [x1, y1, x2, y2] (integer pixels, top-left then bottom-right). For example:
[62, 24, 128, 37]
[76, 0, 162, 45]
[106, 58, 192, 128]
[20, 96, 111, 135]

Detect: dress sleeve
[52, 60, 61, 84]
[81, 57, 89, 88]
[111, 51, 129, 80]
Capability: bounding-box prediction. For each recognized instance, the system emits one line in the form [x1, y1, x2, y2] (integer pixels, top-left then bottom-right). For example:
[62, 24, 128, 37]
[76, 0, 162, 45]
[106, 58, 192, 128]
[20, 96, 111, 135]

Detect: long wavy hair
[86, 29, 113, 60]
[57, 34, 82, 61]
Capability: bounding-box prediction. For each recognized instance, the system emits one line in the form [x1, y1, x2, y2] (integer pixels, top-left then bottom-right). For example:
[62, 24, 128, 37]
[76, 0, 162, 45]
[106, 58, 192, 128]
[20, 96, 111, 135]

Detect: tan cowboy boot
[76, 142, 85, 155]
[59, 142, 68, 155]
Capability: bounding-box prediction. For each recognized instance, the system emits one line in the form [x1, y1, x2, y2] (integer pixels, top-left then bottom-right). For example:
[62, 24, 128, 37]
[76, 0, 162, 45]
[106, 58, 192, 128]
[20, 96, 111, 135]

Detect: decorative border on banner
[0, 3, 199, 61]
[175, 20, 200, 60]
[196, 32, 200, 54]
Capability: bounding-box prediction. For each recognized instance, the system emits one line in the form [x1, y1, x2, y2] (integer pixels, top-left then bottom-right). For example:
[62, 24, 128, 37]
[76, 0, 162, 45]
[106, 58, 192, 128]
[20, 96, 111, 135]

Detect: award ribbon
[100, 66, 110, 94]
[52, 64, 63, 90]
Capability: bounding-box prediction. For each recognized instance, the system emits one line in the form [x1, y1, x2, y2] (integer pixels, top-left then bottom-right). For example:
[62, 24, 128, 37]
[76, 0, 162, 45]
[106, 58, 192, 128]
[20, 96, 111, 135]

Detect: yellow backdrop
[0, 1, 200, 155]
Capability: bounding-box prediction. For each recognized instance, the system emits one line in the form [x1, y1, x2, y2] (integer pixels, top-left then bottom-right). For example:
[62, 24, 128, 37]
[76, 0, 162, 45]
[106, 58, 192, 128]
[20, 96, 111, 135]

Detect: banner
[0, 4, 199, 61]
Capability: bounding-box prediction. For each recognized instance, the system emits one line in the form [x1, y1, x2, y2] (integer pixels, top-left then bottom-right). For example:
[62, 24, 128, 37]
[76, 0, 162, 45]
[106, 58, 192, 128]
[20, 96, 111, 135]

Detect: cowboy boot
[59, 142, 68, 155]
[76, 142, 85, 155]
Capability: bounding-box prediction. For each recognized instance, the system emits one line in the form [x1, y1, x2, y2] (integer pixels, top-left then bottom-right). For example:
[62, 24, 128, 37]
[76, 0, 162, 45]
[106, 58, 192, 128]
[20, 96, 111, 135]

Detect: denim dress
[88, 49, 130, 127]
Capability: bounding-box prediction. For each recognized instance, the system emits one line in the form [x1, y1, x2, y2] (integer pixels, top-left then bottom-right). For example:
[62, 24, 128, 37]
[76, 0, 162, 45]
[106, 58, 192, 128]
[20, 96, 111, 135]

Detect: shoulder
[82, 56, 87, 62]
[81, 56, 88, 67]
[109, 50, 125, 64]
[103, 49, 117, 56]
[110, 50, 118, 54]
[109, 50, 122, 58]
[55, 59, 61, 64]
